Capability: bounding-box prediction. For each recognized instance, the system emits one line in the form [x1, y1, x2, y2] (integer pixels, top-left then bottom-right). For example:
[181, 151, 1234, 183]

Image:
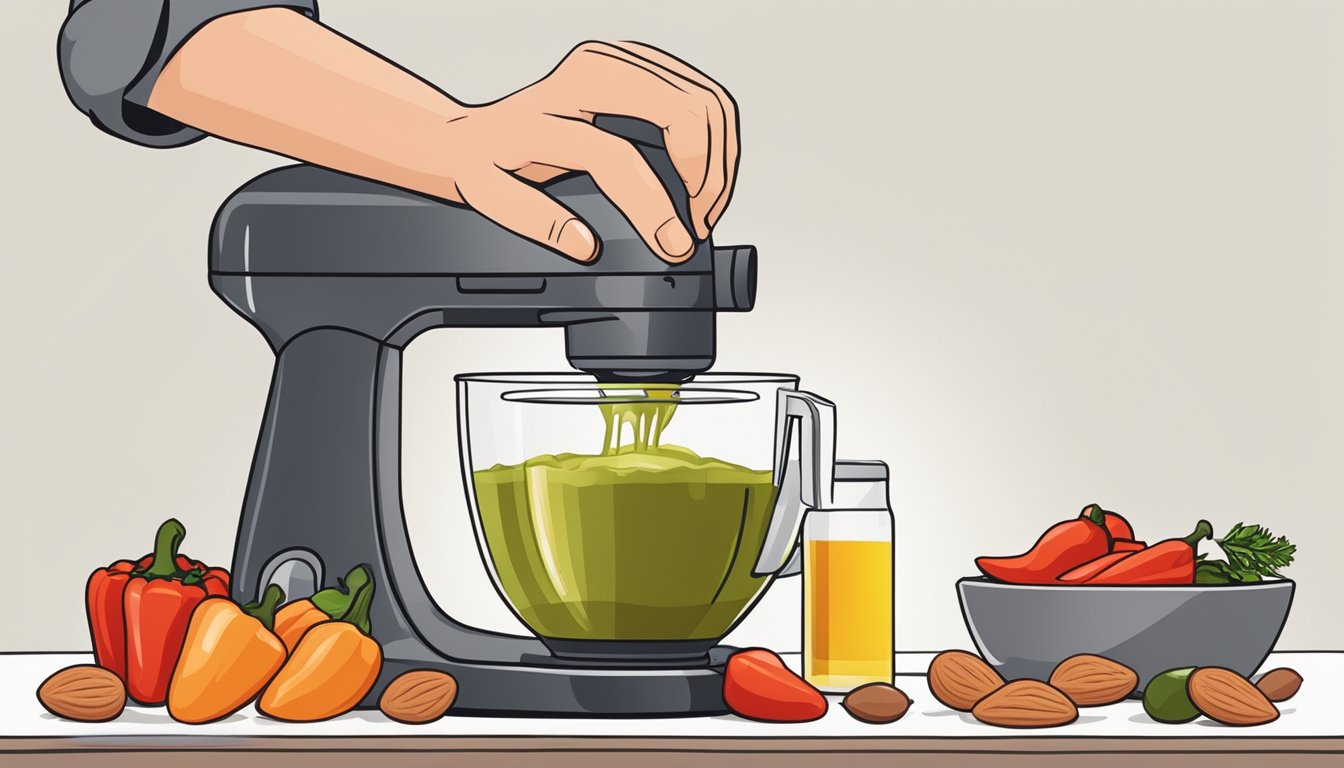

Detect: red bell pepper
[85, 519, 228, 704]
[86, 559, 141, 682]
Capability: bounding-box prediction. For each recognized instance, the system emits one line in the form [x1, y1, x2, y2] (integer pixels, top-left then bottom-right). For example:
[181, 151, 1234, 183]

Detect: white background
[1, 0, 1340, 651]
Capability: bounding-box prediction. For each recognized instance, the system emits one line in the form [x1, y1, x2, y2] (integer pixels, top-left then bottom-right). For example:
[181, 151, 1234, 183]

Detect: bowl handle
[752, 390, 837, 576]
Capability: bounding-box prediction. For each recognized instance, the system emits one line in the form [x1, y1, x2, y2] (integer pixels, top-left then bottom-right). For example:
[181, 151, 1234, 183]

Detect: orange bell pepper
[259, 572, 382, 722]
[273, 565, 372, 653]
[167, 585, 287, 724]
[273, 602, 326, 655]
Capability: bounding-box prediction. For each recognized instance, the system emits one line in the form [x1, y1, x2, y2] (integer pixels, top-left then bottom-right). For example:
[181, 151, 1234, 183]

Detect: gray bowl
[957, 577, 1294, 694]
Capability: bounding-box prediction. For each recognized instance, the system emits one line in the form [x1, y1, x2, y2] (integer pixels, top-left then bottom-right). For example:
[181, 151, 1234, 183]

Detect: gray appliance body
[209, 117, 758, 716]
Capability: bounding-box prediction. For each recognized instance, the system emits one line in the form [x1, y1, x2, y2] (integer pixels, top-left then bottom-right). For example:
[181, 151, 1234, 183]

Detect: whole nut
[379, 670, 458, 724]
[928, 650, 1005, 711]
[842, 683, 912, 724]
[1048, 654, 1138, 706]
[37, 665, 125, 722]
[1143, 667, 1199, 724]
[1188, 667, 1279, 726]
[972, 680, 1078, 728]
[1255, 668, 1303, 703]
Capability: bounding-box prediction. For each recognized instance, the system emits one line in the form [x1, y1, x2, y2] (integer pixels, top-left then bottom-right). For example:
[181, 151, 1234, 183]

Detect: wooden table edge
[4, 735, 1343, 753]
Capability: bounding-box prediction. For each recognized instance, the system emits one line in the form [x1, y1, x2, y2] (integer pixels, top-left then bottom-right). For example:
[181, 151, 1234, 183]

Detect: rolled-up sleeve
[58, 0, 318, 148]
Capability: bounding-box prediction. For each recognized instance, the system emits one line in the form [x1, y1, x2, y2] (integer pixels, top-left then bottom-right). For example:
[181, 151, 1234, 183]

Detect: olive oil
[804, 537, 894, 691]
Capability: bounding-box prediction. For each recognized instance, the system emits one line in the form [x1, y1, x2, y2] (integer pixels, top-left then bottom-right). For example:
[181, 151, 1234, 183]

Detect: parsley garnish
[1195, 523, 1295, 584]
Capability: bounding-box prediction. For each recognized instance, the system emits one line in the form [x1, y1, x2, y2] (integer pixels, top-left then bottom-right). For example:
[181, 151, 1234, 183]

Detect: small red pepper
[1084, 520, 1213, 585]
[975, 505, 1111, 584]
[723, 648, 827, 722]
[86, 519, 228, 704]
[1080, 505, 1135, 541]
[1111, 539, 1146, 553]
[1058, 551, 1132, 582]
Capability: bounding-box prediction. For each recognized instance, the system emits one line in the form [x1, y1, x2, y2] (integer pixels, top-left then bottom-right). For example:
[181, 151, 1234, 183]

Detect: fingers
[531, 117, 694, 263]
[556, 41, 729, 238]
[464, 41, 738, 263]
[456, 169, 598, 263]
[611, 41, 740, 232]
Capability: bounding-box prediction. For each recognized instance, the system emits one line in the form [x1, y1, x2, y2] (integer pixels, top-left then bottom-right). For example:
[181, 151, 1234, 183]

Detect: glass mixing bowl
[457, 372, 800, 661]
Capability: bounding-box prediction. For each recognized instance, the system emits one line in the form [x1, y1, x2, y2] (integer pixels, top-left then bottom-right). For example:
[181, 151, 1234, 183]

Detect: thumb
[457, 169, 598, 262]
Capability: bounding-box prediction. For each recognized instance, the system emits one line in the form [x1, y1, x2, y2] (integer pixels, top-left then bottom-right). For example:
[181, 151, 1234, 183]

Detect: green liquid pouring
[473, 386, 777, 642]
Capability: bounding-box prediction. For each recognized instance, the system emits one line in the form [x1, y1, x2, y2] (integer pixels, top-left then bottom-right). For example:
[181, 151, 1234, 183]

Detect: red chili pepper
[723, 648, 827, 722]
[975, 505, 1111, 585]
[1058, 552, 1132, 582]
[1084, 520, 1213, 585]
[1079, 505, 1135, 541]
[86, 519, 229, 705]
[1111, 539, 1146, 553]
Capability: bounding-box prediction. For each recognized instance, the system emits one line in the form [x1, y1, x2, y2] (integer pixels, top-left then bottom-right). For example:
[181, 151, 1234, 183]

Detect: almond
[1188, 667, 1279, 726]
[37, 665, 125, 722]
[842, 683, 912, 724]
[1255, 668, 1303, 703]
[972, 680, 1078, 728]
[1048, 654, 1137, 706]
[379, 670, 458, 724]
[928, 650, 1005, 711]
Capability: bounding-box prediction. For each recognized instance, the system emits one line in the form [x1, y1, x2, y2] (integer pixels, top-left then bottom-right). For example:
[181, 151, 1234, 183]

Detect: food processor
[209, 116, 887, 716]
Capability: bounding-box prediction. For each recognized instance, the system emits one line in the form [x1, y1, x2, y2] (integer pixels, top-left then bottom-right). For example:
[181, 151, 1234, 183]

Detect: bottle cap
[830, 460, 890, 511]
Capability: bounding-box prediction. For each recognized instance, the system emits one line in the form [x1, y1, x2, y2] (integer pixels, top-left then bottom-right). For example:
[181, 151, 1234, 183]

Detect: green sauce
[472, 390, 777, 641]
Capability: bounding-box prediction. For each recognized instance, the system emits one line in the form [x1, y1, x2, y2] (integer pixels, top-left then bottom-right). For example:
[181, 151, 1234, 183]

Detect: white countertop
[4, 651, 1340, 740]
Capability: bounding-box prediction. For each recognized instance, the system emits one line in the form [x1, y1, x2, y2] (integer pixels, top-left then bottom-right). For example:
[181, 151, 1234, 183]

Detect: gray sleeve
[58, 0, 318, 148]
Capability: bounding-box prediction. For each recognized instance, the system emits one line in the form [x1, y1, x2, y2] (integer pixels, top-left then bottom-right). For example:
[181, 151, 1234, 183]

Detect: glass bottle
[802, 461, 894, 692]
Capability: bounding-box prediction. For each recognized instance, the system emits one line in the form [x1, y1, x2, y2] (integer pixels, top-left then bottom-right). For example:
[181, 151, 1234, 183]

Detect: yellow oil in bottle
[804, 538, 893, 691]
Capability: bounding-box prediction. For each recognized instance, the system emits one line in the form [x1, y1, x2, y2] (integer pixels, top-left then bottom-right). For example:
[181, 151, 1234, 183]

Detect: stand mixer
[209, 116, 884, 716]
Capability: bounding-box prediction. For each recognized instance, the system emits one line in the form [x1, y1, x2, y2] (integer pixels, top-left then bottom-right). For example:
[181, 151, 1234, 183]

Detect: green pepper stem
[339, 575, 376, 637]
[1183, 520, 1215, 548]
[341, 565, 371, 595]
[1083, 504, 1106, 526]
[310, 565, 373, 619]
[243, 584, 286, 633]
[141, 519, 187, 579]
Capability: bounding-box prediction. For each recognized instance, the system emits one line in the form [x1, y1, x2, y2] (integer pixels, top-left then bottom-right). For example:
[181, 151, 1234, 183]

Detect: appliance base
[376, 641, 733, 717]
[541, 637, 721, 664]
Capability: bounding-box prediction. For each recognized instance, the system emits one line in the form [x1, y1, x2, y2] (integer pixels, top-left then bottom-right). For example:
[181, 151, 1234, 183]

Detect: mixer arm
[208, 115, 755, 384]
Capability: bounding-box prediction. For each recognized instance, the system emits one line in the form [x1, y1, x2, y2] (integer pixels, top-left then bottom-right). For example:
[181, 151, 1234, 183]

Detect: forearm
[148, 8, 466, 200]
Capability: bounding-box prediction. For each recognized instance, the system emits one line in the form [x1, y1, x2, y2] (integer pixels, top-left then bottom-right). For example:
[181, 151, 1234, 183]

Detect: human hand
[436, 41, 739, 263]
[147, 11, 737, 264]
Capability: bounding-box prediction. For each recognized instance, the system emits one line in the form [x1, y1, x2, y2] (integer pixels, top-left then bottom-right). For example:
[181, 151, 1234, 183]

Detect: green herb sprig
[1195, 523, 1296, 584]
